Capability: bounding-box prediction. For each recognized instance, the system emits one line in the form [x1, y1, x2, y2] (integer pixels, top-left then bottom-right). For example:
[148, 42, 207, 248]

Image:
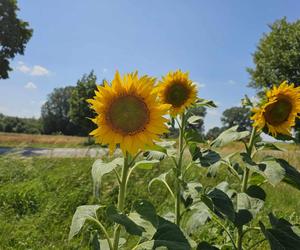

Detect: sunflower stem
[237, 127, 257, 250]
[113, 152, 130, 250]
[175, 113, 185, 225]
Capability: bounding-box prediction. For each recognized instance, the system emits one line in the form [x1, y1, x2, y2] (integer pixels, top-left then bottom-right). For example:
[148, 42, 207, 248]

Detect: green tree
[247, 18, 300, 89]
[221, 106, 251, 131]
[247, 17, 300, 138]
[0, 0, 33, 79]
[41, 87, 79, 135]
[69, 71, 98, 136]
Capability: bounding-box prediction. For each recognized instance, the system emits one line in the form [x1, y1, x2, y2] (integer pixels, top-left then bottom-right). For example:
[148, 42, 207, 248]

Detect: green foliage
[247, 17, 300, 90]
[41, 86, 80, 135]
[0, 113, 42, 134]
[69, 71, 98, 136]
[211, 125, 250, 148]
[221, 106, 252, 131]
[0, 0, 32, 79]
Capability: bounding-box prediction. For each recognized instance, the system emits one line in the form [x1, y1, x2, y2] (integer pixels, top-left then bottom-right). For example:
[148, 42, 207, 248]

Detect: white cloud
[16, 61, 50, 76]
[194, 82, 205, 88]
[30, 65, 49, 76]
[227, 80, 236, 85]
[24, 82, 37, 89]
[102, 68, 108, 74]
[16, 61, 31, 73]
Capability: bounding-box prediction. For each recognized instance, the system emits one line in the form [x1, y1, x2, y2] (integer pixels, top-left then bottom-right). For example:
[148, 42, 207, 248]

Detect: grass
[0, 142, 300, 249]
[0, 132, 90, 148]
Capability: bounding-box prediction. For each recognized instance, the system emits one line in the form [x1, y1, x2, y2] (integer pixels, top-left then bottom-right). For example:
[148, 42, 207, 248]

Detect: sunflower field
[65, 70, 300, 250]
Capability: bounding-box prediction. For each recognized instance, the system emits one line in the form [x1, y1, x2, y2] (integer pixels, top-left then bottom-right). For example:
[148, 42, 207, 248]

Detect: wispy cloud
[24, 82, 37, 90]
[227, 80, 236, 85]
[194, 82, 205, 88]
[16, 61, 50, 76]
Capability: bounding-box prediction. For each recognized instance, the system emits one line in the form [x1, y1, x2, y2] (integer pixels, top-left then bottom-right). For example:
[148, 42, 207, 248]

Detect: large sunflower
[88, 71, 169, 155]
[156, 70, 197, 116]
[251, 81, 300, 136]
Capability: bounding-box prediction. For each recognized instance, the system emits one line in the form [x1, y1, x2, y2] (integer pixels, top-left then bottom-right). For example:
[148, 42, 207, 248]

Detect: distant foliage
[69, 71, 98, 136]
[0, 113, 42, 134]
[206, 126, 224, 140]
[0, 0, 33, 79]
[247, 18, 300, 90]
[41, 87, 79, 135]
[221, 106, 252, 131]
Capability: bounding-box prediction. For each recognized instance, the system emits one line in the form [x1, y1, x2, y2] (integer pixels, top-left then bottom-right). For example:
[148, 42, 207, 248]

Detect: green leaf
[234, 209, 253, 227]
[211, 126, 250, 148]
[246, 185, 266, 201]
[207, 188, 235, 222]
[133, 199, 158, 228]
[237, 191, 264, 217]
[188, 143, 202, 161]
[187, 115, 203, 125]
[241, 154, 285, 186]
[195, 98, 218, 108]
[99, 238, 126, 250]
[198, 150, 221, 167]
[152, 216, 191, 250]
[255, 142, 283, 151]
[260, 213, 300, 250]
[183, 204, 211, 234]
[69, 205, 101, 240]
[148, 171, 173, 197]
[92, 158, 123, 198]
[185, 129, 204, 143]
[106, 205, 145, 236]
[275, 159, 300, 191]
[133, 160, 159, 170]
[143, 141, 175, 160]
[197, 241, 219, 250]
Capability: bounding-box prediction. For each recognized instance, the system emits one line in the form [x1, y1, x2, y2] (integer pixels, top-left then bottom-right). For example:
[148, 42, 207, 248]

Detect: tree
[41, 87, 79, 135]
[0, 0, 33, 79]
[247, 17, 300, 138]
[247, 18, 300, 89]
[69, 71, 98, 136]
[221, 106, 251, 131]
[206, 126, 224, 140]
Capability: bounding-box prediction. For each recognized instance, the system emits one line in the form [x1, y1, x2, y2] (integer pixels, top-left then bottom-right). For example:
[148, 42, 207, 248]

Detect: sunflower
[156, 70, 197, 116]
[88, 71, 169, 155]
[251, 81, 300, 136]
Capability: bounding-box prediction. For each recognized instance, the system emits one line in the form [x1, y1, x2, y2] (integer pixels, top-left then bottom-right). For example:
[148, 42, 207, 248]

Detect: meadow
[0, 137, 299, 249]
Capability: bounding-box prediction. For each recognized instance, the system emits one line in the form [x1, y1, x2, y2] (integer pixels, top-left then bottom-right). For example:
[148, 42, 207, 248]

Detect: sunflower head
[156, 70, 197, 116]
[251, 81, 300, 137]
[87, 71, 169, 155]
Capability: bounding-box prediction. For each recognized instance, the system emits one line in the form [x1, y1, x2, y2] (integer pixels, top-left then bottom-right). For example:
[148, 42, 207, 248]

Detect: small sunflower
[88, 71, 169, 155]
[156, 70, 197, 116]
[251, 81, 300, 136]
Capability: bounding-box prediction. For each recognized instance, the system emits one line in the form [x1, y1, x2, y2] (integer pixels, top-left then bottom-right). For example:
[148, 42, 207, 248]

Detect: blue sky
[1, 0, 299, 131]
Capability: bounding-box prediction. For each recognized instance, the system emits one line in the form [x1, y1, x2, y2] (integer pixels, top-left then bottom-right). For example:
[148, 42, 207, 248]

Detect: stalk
[113, 153, 130, 250]
[237, 127, 257, 250]
[175, 113, 185, 225]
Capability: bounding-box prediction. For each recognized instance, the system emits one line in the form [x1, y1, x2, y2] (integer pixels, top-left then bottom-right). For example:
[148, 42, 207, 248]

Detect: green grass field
[0, 142, 300, 249]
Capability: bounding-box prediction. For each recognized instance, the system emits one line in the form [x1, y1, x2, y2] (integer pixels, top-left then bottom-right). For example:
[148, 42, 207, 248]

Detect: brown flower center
[264, 97, 292, 125]
[107, 95, 150, 135]
[165, 82, 190, 107]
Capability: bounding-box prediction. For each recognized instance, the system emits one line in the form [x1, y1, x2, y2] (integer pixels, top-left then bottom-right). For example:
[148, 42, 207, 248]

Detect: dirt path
[0, 147, 121, 158]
